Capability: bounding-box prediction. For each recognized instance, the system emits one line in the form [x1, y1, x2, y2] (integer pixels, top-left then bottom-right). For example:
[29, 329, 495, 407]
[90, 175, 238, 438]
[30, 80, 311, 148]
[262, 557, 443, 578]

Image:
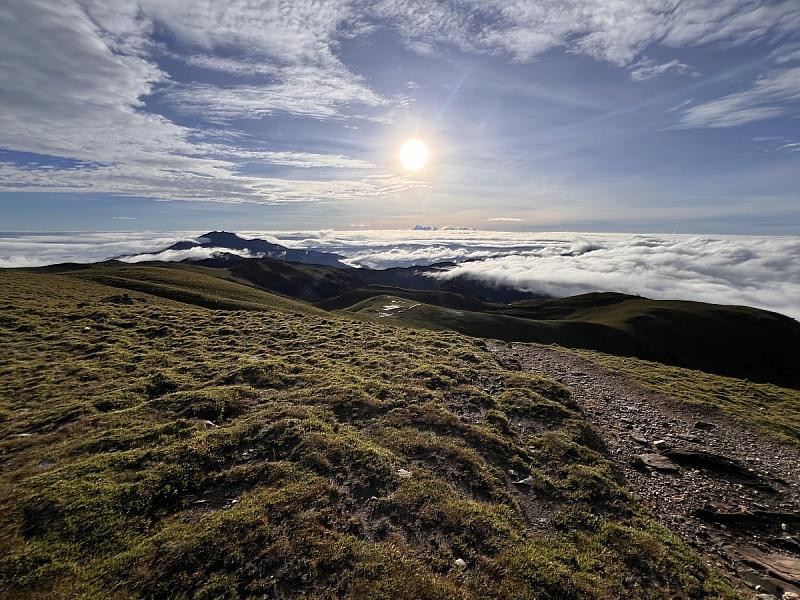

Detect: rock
[630, 433, 649, 445]
[397, 468, 412, 479]
[694, 421, 716, 430]
[784, 593, 800, 600]
[723, 546, 800, 590]
[454, 558, 467, 571]
[513, 475, 536, 486]
[653, 439, 669, 450]
[663, 448, 770, 488]
[633, 453, 679, 473]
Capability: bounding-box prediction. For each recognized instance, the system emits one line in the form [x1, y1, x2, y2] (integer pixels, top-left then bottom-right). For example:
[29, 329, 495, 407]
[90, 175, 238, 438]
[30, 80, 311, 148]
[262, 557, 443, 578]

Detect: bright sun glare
[399, 138, 429, 172]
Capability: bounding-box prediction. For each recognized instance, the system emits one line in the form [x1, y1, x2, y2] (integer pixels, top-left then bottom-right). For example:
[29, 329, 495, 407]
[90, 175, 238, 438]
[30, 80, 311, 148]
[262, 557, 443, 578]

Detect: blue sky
[1, 1, 799, 233]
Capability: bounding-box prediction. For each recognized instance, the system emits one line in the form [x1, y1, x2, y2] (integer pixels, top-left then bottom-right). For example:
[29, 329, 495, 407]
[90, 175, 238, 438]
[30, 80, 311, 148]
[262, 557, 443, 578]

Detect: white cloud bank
[428, 234, 800, 319]
[0, 232, 191, 268]
[264, 230, 800, 318]
[120, 247, 263, 263]
[2, 230, 798, 319]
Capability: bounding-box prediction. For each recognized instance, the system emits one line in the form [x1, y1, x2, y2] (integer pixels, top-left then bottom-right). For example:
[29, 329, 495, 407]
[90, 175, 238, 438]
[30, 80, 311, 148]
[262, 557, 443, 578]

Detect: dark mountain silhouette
[165, 231, 349, 268]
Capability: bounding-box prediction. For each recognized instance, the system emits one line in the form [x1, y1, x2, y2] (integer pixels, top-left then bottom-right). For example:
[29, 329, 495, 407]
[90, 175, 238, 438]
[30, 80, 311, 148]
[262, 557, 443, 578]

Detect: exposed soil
[490, 342, 800, 599]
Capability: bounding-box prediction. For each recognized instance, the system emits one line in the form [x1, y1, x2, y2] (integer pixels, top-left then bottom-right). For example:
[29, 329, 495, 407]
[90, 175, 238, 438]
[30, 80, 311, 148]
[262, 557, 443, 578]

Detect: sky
[1, 1, 800, 233]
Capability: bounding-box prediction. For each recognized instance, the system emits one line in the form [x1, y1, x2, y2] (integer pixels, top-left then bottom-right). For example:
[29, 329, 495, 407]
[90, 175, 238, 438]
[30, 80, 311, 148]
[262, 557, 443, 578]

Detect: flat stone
[633, 453, 679, 473]
[724, 546, 800, 591]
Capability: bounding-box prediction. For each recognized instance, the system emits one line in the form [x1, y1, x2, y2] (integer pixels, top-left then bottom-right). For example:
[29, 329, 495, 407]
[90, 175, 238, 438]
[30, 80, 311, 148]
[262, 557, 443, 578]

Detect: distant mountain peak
[160, 231, 350, 268]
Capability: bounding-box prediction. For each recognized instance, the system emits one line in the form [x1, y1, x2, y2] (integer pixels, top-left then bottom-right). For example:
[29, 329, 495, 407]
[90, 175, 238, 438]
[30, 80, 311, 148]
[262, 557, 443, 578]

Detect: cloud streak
[376, 0, 800, 67]
[677, 65, 800, 128]
[629, 57, 696, 81]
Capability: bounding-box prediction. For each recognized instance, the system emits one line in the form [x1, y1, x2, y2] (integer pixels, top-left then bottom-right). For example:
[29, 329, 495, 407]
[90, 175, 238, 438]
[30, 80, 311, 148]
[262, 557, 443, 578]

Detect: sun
[399, 138, 429, 172]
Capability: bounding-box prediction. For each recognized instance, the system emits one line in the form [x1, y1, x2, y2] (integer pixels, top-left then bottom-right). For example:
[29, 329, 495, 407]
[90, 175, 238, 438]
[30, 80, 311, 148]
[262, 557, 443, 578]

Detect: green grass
[0, 269, 736, 598]
[576, 350, 800, 444]
[342, 293, 800, 389]
[68, 262, 322, 314]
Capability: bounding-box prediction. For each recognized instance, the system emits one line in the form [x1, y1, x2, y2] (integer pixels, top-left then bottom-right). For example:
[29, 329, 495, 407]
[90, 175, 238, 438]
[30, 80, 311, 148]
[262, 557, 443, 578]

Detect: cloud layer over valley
[2, 230, 798, 319]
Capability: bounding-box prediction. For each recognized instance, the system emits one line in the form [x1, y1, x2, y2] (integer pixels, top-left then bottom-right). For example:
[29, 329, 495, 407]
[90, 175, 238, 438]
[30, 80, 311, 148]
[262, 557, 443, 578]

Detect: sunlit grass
[0, 269, 735, 598]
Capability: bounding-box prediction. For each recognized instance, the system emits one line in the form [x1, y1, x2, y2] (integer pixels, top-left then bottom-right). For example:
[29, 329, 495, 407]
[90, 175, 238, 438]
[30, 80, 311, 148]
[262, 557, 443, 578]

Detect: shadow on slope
[345, 294, 800, 389]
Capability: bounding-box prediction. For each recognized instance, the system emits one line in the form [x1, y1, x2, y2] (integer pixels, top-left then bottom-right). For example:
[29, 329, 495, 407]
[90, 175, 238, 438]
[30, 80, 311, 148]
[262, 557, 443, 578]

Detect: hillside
[0, 269, 736, 598]
[103, 233, 800, 389]
[342, 293, 800, 389]
[43, 253, 800, 389]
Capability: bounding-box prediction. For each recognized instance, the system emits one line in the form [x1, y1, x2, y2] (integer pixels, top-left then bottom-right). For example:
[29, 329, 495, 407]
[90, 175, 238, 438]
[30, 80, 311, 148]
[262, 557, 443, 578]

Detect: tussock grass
[0, 269, 734, 598]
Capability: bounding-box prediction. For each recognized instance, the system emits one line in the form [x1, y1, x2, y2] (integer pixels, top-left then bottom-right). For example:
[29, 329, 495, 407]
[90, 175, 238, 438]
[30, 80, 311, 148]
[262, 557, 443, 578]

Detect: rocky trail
[489, 342, 800, 600]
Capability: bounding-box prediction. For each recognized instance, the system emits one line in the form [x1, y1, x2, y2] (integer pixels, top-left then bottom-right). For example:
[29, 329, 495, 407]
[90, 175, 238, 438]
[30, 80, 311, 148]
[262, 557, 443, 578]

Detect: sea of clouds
[1, 230, 798, 319]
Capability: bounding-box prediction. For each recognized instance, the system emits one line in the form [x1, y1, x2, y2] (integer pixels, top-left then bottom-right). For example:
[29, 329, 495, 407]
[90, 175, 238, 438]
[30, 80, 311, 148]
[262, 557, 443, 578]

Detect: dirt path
[489, 342, 800, 599]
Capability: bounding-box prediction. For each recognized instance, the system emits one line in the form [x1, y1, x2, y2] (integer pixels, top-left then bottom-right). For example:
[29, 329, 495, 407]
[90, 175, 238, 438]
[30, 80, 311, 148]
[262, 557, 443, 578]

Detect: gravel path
[490, 342, 800, 599]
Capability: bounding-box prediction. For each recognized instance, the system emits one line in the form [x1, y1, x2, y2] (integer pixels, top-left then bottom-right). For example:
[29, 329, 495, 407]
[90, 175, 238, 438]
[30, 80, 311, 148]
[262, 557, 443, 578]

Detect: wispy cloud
[0, 162, 419, 204]
[0, 1, 397, 204]
[375, 0, 800, 67]
[2, 0, 800, 213]
[487, 217, 523, 222]
[753, 136, 800, 154]
[676, 64, 800, 128]
[629, 57, 697, 81]
[165, 67, 391, 123]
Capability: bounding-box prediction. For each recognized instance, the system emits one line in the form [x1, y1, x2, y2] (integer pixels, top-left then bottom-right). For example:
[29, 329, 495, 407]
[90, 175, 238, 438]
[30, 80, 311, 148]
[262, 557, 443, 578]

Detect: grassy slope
[62, 262, 322, 314]
[0, 269, 735, 598]
[343, 294, 800, 388]
[64, 262, 800, 387]
[575, 350, 800, 444]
